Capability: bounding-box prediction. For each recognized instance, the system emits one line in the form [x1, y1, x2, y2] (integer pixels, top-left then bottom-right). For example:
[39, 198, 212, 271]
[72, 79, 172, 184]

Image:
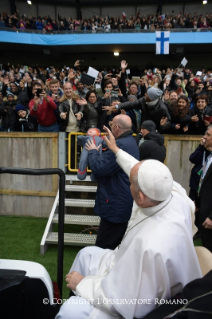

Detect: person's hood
[3, 96, 17, 102]
[144, 131, 165, 145]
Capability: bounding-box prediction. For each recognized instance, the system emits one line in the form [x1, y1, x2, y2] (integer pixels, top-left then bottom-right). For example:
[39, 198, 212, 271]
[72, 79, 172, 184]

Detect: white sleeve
[116, 149, 139, 178]
[76, 276, 120, 316]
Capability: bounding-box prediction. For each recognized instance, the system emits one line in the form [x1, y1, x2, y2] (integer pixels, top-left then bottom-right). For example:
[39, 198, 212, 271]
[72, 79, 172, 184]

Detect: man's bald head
[111, 115, 132, 138]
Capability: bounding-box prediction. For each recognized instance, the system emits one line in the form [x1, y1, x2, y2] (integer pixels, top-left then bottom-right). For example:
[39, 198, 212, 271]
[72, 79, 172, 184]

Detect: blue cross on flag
[156, 31, 170, 55]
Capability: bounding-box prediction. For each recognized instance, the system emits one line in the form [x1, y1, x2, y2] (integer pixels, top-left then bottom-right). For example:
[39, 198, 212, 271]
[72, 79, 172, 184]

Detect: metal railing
[67, 131, 136, 173]
[67, 132, 110, 172]
[0, 167, 65, 299]
[0, 26, 211, 34]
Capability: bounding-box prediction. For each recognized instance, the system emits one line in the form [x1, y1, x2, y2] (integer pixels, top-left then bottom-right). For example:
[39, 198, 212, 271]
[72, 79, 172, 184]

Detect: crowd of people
[0, 60, 212, 135]
[0, 9, 212, 32]
[1, 57, 212, 318]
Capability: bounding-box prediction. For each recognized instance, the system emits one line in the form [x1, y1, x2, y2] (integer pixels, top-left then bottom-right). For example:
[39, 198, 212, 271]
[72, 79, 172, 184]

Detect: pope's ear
[138, 190, 145, 204]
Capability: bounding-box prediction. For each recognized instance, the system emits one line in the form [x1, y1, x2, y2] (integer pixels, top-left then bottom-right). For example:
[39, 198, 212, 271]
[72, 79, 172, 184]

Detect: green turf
[0, 215, 81, 299]
[0, 215, 204, 299]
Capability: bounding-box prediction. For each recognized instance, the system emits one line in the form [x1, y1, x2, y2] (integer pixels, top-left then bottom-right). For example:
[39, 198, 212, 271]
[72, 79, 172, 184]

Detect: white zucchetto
[138, 160, 173, 201]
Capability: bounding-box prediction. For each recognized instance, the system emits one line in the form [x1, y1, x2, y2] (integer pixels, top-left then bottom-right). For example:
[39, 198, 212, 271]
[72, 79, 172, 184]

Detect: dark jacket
[189, 144, 210, 192]
[88, 131, 139, 223]
[117, 97, 171, 133]
[98, 95, 124, 131]
[207, 90, 212, 106]
[170, 113, 191, 134]
[136, 131, 166, 163]
[59, 99, 83, 132]
[15, 110, 38, 132]
[0, 98, 18, 131]
[80, 98, 107, 132]
[143, 270, 212, 319]
[2, 86, 30, 109]
[189, 105, 212, 135]
[198, 151, 212, 222]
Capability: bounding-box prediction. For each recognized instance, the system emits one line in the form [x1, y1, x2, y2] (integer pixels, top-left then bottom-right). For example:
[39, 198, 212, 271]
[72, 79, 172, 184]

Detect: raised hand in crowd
[104, 73, 113, 80]
[68, 71, 75, 81]
[3, 77, 10, 86]
[103, 90, 111, 99]
[121, 60, 128, 71]
[25, 72, 32, 86]
[76, 97, 87, 105]
[74, 60, 81, 67]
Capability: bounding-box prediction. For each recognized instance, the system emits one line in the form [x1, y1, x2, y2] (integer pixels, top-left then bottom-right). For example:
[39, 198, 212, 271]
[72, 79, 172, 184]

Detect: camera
[79, 60, 85, 64]
[35, 88, 43, 97]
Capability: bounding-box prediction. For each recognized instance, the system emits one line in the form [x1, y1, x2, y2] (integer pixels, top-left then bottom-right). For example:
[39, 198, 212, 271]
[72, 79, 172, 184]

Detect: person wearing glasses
[76, 90, 107, 132]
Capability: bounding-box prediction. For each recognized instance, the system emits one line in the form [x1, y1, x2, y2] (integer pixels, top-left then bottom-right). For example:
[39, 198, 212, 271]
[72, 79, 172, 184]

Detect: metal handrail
[67, 132, 109, 172]
[0, 26, 211, 34]
[0, 167, 65, 299]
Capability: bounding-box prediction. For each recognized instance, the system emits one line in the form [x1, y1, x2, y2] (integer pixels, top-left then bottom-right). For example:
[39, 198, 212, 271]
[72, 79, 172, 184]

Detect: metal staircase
[40, 175, 100, 255]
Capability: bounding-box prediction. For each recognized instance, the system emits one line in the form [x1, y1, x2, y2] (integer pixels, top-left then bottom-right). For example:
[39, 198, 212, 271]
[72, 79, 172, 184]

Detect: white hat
[138, 160, 173, 201]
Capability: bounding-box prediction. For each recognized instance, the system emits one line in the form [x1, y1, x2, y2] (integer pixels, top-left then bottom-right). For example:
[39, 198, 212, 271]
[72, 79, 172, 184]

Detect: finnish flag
[156, 31, 170, 55]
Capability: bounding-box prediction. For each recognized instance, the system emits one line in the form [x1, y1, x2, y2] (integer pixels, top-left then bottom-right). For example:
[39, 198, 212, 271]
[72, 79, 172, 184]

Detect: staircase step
[53, 214, 100, 225]
[46, 232, 97, 246]
[65, 185, 97, 192]
[60, 198, 95, 207]
[66, 175, 92, 182]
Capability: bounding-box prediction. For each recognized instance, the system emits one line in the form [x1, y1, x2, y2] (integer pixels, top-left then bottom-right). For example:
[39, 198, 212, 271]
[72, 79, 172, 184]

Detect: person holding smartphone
[29, 81, 59, 132]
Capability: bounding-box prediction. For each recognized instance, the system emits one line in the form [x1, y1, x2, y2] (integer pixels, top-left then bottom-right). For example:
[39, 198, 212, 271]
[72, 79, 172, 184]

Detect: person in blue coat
[85, 114, 139, 249]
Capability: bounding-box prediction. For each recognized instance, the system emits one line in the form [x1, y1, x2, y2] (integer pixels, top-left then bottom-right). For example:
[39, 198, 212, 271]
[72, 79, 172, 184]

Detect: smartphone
[111, 90, 119, 98]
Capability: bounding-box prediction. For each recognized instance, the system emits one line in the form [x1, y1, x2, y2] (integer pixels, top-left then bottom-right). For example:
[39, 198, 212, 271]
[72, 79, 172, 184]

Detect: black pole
[0, 167, 65, 299]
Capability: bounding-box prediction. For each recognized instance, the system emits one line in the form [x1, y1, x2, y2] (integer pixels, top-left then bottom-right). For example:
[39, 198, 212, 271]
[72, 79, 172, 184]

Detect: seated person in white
[56, 126, 202, 319]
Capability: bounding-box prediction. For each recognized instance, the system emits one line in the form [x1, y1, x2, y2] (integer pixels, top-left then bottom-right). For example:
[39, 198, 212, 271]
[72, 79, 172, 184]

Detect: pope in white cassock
[56, 126, 202, 319]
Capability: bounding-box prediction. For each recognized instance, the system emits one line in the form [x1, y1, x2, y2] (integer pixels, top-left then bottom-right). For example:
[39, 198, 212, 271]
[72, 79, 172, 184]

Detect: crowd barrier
[0, 132, 200, 217]
[1, 26, 211, 34]
[1, 29, 212, 46]
[0, 132, 58, 217]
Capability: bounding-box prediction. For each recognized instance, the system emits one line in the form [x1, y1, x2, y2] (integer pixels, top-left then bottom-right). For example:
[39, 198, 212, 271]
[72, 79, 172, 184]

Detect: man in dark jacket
[85, 114, 139, 250]
[196, 125, 212, 252]
[0, 92, 18, 131]
[136, 120, 166, 163]
[103, 87, 171, 133]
